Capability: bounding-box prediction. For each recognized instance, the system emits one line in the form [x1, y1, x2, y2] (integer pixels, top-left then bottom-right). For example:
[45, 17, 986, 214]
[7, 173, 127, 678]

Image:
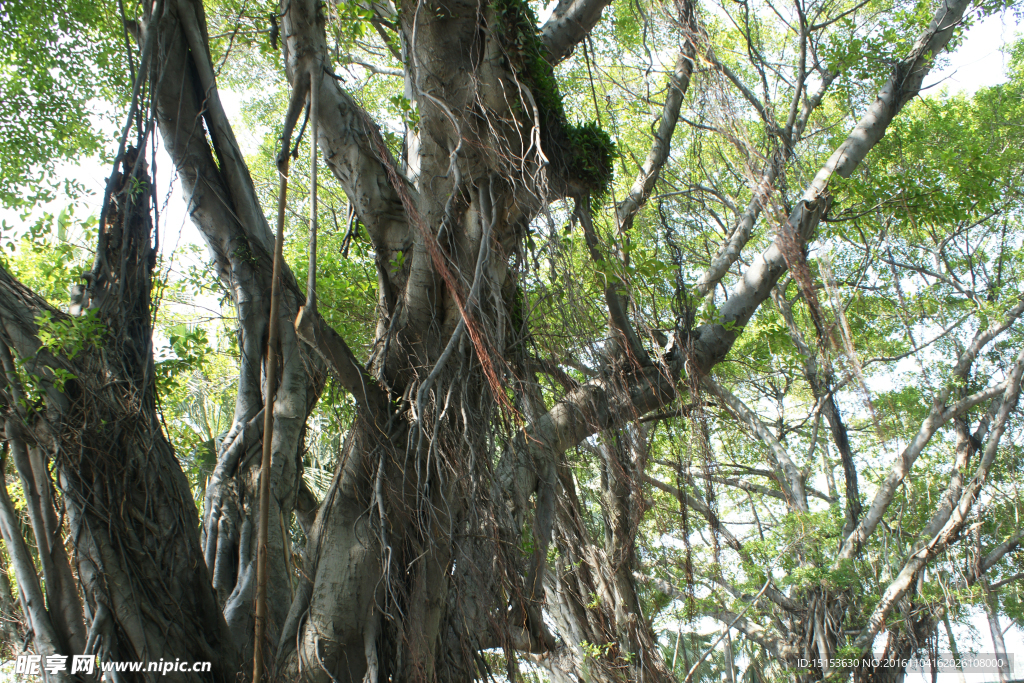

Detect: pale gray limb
[539, 0, 613, 64]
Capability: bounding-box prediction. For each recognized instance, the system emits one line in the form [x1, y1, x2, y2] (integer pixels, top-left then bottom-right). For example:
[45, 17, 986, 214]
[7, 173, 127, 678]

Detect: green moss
[565, 121, 615, 192]
[492, 0, 616, 195]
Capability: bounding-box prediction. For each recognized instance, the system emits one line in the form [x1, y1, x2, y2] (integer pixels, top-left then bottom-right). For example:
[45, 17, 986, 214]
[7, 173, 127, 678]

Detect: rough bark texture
[149, 0, 330, 663]
[169, 0, 985, 676]
[0, 148, 237, 680]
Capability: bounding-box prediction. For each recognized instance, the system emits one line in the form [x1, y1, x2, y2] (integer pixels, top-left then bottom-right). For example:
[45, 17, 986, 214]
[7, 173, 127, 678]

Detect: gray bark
[539, 0, 613, 63]
[148, 0, 334, 659]
[39, 0, 985, 678]
[0, 146, 237, 680]
[942, 611, 968, 683]
[0, 546, 20, 651]
[0, 414, 84, 656]
[0, 451, 66, 679]
[981, 580, 1010, 683]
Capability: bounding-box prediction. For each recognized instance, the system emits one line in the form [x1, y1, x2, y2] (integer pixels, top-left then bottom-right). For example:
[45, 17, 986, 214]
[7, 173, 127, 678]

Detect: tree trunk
[137, 0, 985, 676]
[147, 0, 328, 662]
[981, 579, 1010, 683]
[0, 547, 22, 653]
[0, 147, 237, 680]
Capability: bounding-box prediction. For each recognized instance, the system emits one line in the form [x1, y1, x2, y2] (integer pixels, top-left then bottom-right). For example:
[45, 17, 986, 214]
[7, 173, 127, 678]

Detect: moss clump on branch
[492, 0, 616, 195]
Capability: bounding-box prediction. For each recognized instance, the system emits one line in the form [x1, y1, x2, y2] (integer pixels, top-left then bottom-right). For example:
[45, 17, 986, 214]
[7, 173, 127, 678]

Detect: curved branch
[282, 0, 409, 254]
[852, 347, 1024, 652]
[616, 3, 699, 233]
[689, 0, 972, 369]
[539, 0, 613, 64]
[981, 530, 1024, 576]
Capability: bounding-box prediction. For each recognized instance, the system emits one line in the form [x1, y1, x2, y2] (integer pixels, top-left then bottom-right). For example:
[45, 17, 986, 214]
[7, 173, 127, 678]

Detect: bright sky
[928, 9, 1021, 94]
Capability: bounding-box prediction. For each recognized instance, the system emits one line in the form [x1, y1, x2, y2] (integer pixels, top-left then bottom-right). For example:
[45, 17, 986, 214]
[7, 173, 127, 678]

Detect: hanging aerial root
[359, 110, 514, 416]
[254, 76, 306, 683]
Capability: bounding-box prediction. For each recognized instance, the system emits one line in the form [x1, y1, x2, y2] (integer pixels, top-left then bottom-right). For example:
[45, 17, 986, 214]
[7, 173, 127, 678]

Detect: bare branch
[701, 376, 807, 511]
[616, 7, 699, 233]
[989, 572, 1024, 590]
[539, 0, 613, 64]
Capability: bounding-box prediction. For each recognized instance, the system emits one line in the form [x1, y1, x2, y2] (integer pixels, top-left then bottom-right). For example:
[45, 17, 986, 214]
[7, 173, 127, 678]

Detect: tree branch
[539, 0, 613, 64]
[295, 308, 389, 417]
[701, 376, 807, 511]
[989, 572, 1024, 590]
[689, 0, 974, 371]
[577, 198, 651, 366]
[616, 1, 699, 234]
[982, 530, 1024, 575]
[852, 347, 1024, 652]
[642, 473, 744, 553]
[839, 297, 1024, 560]
[663, 465, 837, 504]
[283, 0, 409, 254]
[685, 579, 773, 682]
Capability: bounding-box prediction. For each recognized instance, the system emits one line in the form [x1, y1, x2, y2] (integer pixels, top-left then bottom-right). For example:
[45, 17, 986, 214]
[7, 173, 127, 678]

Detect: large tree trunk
[6, 0, 1024, 677]
[139, 0, 992, 678]
[271, 0, 598, 676]
[148, 0, 328, 662]
[0, 147, 237, 679]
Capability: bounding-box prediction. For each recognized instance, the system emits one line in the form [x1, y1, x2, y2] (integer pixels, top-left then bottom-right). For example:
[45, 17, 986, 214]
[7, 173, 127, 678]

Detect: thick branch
[283, 0, 409, 254]
[989, 572, 1024, 590]
[695, 0, 968, 301]
[693, 71, 836, 298]
[539, 0, 613, 64]
[295, 307, 389, 417]
[981, 530, 1024, 575]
